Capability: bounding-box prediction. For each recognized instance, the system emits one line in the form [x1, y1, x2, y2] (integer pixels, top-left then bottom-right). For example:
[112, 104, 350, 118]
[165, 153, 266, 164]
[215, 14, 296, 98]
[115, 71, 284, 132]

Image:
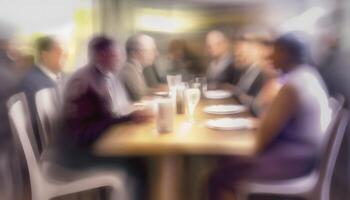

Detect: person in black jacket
[205, 30, 243, 88]
[63, 35, 151, 148]
[20, 36, 65, 152]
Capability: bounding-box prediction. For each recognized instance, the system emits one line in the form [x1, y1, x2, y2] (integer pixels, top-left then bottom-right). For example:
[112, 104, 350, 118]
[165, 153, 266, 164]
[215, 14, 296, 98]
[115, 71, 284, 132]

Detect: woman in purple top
[208, 34, 332, 200]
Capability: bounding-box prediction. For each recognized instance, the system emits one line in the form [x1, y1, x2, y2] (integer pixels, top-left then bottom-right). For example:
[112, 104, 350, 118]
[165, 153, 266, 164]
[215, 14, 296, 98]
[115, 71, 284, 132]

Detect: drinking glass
[195, 77, 207, 96]
[185, 88, 201, 122]
[166, 74, 182, 98]
[156, 98, 174, 133]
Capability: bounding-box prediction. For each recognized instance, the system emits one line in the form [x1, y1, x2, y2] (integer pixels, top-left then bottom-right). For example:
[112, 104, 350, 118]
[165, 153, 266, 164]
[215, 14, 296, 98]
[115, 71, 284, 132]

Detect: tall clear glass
[156, 98, 174, 133]
[195, 77, 207, 96]
[166, 74, 182, 99]
[185, 88, 201, 122]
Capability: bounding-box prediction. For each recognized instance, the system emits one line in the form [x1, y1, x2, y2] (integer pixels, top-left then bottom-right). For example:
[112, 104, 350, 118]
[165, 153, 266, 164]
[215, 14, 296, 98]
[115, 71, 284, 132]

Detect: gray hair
[125, 34, 155, 57]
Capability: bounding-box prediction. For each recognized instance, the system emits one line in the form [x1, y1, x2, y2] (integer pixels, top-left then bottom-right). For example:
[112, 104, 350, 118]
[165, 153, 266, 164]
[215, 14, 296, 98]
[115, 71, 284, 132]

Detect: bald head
[126, 34, 158, 67]
[205, 30, 229, 60]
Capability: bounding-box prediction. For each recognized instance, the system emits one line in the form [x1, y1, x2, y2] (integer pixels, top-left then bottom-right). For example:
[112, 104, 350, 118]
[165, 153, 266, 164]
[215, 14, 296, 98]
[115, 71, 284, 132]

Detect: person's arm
[238, 93, 254, 106]
[255, 84, 299, 151]
[64, 78, 133, 146]
[253, 78, 282, 116]
[122, 69, 148, 101]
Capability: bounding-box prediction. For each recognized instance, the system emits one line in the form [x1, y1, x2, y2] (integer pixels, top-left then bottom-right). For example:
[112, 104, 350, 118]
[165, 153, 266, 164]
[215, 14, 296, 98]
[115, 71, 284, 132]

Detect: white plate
[153, 91, 169, 97]
[204, 90, 233, 99]
[203, 105, 247, 115]
[206, 118, 255, 131]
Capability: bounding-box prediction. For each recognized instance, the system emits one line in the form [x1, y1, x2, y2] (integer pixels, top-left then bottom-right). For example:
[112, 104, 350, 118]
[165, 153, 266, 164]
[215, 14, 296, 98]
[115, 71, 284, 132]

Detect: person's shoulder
[69, 64, 94, 81]
[65, 64, 95, 91]
[122, 61, 135, 70]
[23, 65, 42, 79]
[20, 65, 43, 88]
[120, 62, 135, 76]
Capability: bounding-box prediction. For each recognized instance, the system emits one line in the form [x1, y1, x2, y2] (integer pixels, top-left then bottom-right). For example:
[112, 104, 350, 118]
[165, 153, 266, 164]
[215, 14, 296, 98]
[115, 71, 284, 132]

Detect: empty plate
[206, 118, 256, 131]
[204, 90, 233, 99]
[153, 91, 169, 97]
[203, 105, 247, 115]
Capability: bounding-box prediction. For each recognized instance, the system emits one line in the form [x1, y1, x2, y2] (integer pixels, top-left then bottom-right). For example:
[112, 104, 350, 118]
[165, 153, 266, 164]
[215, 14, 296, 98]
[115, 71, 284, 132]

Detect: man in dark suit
[60, 36, 151, 200]
[62, 35, 151, 148]
[20, 36, 64, 152]
[205, 30, 243, 88]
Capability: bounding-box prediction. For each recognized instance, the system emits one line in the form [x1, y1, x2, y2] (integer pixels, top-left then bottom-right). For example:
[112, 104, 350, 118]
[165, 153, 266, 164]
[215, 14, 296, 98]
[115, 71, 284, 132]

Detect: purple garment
[209, 65, 331, 200]
[62, 64, 132, 147]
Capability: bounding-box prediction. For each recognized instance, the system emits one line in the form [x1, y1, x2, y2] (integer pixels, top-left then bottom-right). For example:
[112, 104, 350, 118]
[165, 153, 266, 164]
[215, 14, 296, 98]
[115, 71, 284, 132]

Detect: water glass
[156, 98, 174, 133]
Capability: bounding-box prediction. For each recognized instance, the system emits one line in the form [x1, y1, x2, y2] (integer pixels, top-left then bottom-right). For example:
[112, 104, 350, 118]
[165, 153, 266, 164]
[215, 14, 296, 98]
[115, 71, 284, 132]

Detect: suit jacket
[143, 65, 162, 87]
[237, 65, 266, 97]
[21, 65, 57, 152]
[120, 60, 150, 101]
[207, 57, 243, 85]
[62, 64, 131, 147]
[0, 51, 21, 149]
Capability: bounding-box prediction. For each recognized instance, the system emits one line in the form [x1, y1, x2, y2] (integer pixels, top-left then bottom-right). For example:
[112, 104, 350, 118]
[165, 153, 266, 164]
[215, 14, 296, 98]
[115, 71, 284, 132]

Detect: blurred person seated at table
[0, 22, 22, 154]
[229, 33, 281, 115]
[208, 33, 332, 200]
[0, 22, 21, 143]
[58, 36, 152, 200]
[62, 35, 152, 148]
[20, 36, 65, 152]
[205, 30, 243, 89]
[165, 39, 202, 81]
[0, 22, 27, 200]
[120, 34, 164, 101]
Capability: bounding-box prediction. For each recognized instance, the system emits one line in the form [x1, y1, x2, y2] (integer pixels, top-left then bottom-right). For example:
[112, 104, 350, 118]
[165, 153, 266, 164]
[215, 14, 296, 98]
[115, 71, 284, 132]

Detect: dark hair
[274, 33, 307, 64]
[168, 39, 195, 60]
[88, 35, 115, 60]
[35, 36, 56, 60]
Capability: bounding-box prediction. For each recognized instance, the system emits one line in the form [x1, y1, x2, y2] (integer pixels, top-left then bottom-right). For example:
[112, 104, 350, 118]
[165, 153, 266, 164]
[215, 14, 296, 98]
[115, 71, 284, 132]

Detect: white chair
[7, 93, 131, 200]
[35, 88, 60, 149]
[236, 96, 349, 200]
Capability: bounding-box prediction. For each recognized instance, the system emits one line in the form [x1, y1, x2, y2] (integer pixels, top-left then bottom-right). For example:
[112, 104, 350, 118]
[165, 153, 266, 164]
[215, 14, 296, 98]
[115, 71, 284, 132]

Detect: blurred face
[96, 45, 121, 72]
[259, 43, 273, 67]
[41, 42, 64, 73]
[168, 43, 185, 62]
[206, 33, 228, 60]
[270, 44, 290, 72]
[233, 40, 257, 68]
[136, 41, 158, 67]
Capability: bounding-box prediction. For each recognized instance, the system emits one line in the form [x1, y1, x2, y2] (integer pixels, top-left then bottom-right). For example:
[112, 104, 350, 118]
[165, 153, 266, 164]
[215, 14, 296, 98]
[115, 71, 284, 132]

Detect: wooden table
[93, 97, 258, 200]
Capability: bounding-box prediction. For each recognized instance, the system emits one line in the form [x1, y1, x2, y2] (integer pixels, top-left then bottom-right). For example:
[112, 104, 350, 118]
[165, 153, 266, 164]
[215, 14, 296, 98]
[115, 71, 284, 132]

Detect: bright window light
[135, 8, 198, 33]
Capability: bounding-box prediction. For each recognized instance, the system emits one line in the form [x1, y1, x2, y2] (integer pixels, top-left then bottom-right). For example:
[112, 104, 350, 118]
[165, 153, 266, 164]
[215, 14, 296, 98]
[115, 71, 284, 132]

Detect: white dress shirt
[38, 64, 62, 83]
[105, 72, 133, 117]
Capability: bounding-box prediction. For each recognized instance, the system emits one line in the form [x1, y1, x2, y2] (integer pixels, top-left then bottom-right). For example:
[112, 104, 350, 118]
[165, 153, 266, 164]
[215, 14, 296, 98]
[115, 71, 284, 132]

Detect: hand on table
[239, 93, 254, 105]
[131, 109, 154, 123]
[155, 84, 168, 92]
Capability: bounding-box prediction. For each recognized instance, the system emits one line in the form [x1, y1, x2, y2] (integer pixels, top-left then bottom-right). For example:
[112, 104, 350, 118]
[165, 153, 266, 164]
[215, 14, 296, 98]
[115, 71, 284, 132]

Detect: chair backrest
[35, 88, 60, 149]
[316, 95, 345, 162]
[317, 106, 349, 197]
[328, 95, 345, 115]
[7, 93, 42, 183]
